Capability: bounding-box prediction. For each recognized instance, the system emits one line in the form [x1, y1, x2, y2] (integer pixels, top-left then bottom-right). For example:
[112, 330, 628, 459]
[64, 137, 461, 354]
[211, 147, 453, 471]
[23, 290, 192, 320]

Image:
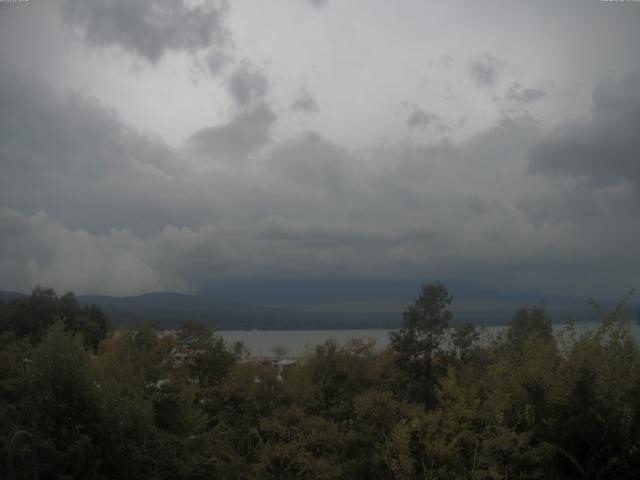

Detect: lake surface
[219, 323, 640, 358]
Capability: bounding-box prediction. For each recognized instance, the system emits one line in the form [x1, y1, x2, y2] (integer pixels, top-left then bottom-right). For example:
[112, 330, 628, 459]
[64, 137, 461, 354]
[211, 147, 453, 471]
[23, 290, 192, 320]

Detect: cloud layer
[3, 59, 638, 297]
[60, 0, 229, 63]
[1, 0, 639, 300]
[530, 71, 640, 191]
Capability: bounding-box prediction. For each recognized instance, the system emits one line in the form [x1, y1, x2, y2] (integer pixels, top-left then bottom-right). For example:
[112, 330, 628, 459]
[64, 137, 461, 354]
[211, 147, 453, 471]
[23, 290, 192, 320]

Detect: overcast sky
[1, 0, 639, 301]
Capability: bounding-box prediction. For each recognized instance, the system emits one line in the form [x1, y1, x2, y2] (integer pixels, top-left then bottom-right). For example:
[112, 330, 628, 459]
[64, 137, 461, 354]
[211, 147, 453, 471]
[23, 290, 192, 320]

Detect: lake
[219, 322, 640, 358]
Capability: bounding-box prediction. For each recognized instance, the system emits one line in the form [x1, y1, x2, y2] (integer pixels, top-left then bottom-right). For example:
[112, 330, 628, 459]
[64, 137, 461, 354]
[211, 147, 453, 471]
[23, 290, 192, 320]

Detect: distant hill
[77, 292, 399, 330]
[0, 289, 396, 330]
[2, 287, 637, 330]
[0, 290, 26, 303]
[77, 292, 278, 329]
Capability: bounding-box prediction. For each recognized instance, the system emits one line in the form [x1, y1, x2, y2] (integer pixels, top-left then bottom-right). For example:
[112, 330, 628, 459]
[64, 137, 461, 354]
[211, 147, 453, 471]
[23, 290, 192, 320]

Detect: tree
[254, 406, 345, 480]
[302, 339, 375, 422]
[91, 328, 161, 478]
[0, 288, 109, 349]
[2, 287, 60, 344]
[271, 344, 288, 359]
[506, 306, 552, 350]
[177, 320, 236, 385]
[26, 322, 101, 478]
[177, 320, 214, 349]
[390, 282, 453, 407]
[451, 322, 480, 361]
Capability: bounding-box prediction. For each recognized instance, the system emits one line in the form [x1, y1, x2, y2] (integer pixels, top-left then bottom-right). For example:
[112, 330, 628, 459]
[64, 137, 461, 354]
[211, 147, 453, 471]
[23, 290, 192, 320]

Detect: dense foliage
[1, 284, 639, 479]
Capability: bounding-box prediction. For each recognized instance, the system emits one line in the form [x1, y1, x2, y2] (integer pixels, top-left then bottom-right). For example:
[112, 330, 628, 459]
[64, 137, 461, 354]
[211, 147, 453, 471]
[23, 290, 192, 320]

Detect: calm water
[219, 323, 640, 358]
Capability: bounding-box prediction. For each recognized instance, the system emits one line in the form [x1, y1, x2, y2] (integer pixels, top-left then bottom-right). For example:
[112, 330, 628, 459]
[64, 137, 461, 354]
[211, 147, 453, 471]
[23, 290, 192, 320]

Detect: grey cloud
[266, 132, 356, 197]
[185, 102, 277, 159]
[0, 208, 254, 295]
[59, 0, 229, 63]
[513, 71, 640, 286]
[507, 83, 547, 105]
[290, 89, 320, 114]
[0, 72, 637, 297]
[468, 54, 506, 87]
[407, 109, 439, 129]
[0, 64, 204, 235]
[529, 70, 640, 190]
[2, 50, 639, 297]
[0, 60, 276, 237]
[0, 208, 174, 295]
[204, 48, 232, 76]
[3, 0, 640, 299]
[307, 0, 328, 8]
[228, 65, 268, 107]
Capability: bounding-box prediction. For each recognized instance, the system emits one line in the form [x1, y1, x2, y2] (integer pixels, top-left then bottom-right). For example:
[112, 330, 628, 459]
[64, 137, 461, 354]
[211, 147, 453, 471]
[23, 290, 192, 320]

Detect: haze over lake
[219, 323, 640, 358]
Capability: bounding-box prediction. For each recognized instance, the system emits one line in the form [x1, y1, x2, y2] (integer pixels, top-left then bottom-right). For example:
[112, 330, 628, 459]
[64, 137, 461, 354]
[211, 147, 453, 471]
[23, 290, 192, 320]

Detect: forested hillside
[1, 284, 639, 479]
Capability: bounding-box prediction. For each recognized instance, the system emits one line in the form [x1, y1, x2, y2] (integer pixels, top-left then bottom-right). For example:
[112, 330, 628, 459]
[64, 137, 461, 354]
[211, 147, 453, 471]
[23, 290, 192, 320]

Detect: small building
[272, 359, 297, 368]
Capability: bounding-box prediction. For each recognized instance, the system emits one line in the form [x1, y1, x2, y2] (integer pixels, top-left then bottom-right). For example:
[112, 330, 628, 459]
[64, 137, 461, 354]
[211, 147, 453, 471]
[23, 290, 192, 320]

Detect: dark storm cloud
[266, 132, 356, 196]
[185, 102, 277, 159]
[468, 54, 506, 87]
[60, 0, 229, 63]
[204, 48, 232, 76]
[407, 109, 439, 129]
[290, 89, 320, 114]
[0, 63, 194, 235]
[0, 60, 273, 293]
[0, 52, 542, 291]
[307, 0, 328, 8]
[2, 0, 640, 299]
[506, 83, 547, 105]
[227, 65, 268, 107]
[1, 59, 638, 297]
[513, 71, 640, 289]
[0, 207, 171, 295]
[529, 70, 640, 190]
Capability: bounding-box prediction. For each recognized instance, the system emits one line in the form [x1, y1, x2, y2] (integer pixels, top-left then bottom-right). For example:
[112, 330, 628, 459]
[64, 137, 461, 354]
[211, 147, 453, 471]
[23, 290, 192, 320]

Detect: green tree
[506, 305, 552, 350]
[451, 322, 480, 361]
[176, 320, 237, 386]
[255, 406, 344, 480]
[302, 339, 376, 422]
[0, 287, 109, 349]
[25, 322, 102, 478]
[192, 336, 237, 386]
[2, 287, 60, 344]
[390, 282, 453, 406]
[177, 320, 213, 349]
[271, 344, 288, 359]
[91, 329, 161, 479]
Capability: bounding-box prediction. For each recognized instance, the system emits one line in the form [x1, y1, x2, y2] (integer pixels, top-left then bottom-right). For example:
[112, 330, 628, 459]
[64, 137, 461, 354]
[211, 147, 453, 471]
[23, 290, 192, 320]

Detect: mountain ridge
[3, 287, 637, 330]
